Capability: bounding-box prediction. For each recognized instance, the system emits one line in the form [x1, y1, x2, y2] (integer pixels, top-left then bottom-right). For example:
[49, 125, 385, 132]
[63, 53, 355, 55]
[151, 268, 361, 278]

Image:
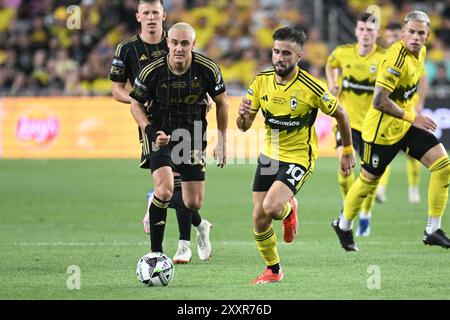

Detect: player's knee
[252, 210, 270, 229]
[262, 200, 283, 218]
[184, 199, 202, 211]
[154, 186, 173, 202]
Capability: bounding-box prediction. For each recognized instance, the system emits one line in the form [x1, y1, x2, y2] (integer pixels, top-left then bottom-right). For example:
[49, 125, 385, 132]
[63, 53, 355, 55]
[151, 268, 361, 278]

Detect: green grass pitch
[0, 156, 449, 300]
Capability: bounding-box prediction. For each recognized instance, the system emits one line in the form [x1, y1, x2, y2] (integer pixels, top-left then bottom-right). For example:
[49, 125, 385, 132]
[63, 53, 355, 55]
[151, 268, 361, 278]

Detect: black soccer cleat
[331, 218, 359, 252]
[423, 229, 450, 249]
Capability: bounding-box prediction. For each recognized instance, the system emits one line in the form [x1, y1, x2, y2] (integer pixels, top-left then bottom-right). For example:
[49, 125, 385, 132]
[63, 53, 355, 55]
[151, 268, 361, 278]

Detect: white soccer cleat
[196, 219, 212, 261]
[408, 186, 420, 204]
[143, 212, 150, 234]
[173, 240, 192, 264]
[142, 191, 154, 234]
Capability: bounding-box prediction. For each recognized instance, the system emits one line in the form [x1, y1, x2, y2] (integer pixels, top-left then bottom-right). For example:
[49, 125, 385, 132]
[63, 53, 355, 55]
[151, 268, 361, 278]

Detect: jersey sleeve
[246, 76, 260, 115]
[375, 44, 405, 92]
[326, 47, 341, 68]
[312, 80, 338, 115]
[129, 66, 151, 104]
[110, 43, 129, 83]
[205, 63, 226, 98]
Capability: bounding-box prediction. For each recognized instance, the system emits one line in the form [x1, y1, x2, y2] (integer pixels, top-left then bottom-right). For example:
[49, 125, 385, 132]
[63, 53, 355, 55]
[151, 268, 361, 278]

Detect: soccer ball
[136, 252, 174, 287]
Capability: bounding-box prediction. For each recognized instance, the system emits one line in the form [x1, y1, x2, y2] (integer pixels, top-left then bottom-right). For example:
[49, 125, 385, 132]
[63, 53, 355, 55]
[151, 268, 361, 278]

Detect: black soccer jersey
[110, 33, 169, 84]
[129, 52, 226, 135]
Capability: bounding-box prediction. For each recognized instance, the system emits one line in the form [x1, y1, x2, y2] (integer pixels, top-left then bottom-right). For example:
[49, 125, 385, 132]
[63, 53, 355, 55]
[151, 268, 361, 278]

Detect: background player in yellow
[237, 27, 355, 283]
[325, 13, 385, 236]
[332, 11, 450, 251]
[375, 22, 429, 205]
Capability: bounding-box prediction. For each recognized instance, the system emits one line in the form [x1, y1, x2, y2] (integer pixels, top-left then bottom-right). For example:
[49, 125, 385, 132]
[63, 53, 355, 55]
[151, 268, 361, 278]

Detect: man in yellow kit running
[332, 11, 450, 251]
[326, 12, 386, 236]
[375, 22, 429, 205]
[238, 27, 355, 283]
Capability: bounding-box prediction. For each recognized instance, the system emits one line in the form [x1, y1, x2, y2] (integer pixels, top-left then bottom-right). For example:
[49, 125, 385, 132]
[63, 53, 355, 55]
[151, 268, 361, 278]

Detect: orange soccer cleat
[252, 268, 284, 284]
[282, 197, 298, 243]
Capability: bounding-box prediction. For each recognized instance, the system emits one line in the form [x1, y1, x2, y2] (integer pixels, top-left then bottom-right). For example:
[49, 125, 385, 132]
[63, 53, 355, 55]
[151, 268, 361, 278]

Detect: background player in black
[110, 0, 212, 263]
[129, 22, 229, 255]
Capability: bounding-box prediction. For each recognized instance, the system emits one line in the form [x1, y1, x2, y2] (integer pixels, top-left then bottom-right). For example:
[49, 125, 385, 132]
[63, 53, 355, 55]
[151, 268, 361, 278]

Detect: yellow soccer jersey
[362, 40, 426, 145]
[327, 43, 386, 131]
[247, 67, 338, 170]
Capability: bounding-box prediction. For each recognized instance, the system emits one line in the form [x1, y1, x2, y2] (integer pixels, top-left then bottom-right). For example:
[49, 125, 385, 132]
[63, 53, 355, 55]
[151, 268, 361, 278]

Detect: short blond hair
[404, 10, 430, 26]
[168, 22, 196, 41]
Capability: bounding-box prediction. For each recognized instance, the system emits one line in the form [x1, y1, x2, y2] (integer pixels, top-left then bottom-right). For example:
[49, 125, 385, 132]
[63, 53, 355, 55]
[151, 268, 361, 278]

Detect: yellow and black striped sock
[337, 170, 355, 201]
[277, 202, 293, 221]
[343, 174, 380, 222]
[149, 195, 170, 252]
[254, 226, 279, 267]
[428, 156, 450, 217]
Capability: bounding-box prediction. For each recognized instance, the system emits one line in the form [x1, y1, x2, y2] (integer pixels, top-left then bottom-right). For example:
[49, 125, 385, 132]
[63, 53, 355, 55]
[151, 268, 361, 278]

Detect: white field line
[10, 240, 422, 247]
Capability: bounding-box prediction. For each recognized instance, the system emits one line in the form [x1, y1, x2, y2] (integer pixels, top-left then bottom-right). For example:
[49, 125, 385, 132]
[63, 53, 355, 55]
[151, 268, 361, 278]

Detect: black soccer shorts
[144, 143, 205, 182]
[252, 154, 312, 195]
[361, 126, 440, 176]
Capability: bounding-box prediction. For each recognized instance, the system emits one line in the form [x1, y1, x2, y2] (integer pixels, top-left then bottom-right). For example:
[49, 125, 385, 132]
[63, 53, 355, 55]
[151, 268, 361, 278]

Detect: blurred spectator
[1, 0, 450, 97]
[303, 27, 329, 69]
[432, 62, 450, 86]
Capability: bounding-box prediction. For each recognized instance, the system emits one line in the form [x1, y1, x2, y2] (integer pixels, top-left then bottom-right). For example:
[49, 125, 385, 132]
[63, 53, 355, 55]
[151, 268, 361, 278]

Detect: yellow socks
[254, 226, 279, 266]
[407, 156, 421, 188]
[278, 202, 293, 221]
[428, 156, 450, 217]
[337, 170, 355, 201]
[343, 174, 380, 222]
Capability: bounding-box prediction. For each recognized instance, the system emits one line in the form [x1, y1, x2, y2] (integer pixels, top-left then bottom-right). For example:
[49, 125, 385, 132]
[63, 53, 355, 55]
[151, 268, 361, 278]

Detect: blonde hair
[404, 10, 430, 26]
[168, 22, 196, 41]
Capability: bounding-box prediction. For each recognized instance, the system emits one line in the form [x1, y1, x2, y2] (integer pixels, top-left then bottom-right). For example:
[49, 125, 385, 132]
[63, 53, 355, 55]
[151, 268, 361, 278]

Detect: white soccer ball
[136, 252, 174, 287]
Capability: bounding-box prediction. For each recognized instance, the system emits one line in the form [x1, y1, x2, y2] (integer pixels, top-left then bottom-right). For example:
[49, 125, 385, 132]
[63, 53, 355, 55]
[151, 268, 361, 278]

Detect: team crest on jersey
[191, 79, 201, 89]
[290, 96, 298, 110]
[370, 64, 377, 74]
[372, 154, 379, 168]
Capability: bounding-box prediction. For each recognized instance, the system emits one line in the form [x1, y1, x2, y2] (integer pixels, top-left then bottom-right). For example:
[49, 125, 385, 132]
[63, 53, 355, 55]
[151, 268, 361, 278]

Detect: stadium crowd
[1, 0, 450, 96]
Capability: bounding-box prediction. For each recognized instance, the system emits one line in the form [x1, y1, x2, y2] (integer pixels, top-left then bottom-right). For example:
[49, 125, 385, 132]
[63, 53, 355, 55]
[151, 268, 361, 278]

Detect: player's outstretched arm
[212, 92, 229, 168]
[373, 85, 436, 132]
[331, 104, 355, 176]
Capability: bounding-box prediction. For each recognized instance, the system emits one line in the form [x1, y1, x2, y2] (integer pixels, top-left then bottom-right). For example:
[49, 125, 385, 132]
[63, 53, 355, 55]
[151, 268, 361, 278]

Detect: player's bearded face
[272, 40, 302, 77]
[403, 20, 429, 56]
